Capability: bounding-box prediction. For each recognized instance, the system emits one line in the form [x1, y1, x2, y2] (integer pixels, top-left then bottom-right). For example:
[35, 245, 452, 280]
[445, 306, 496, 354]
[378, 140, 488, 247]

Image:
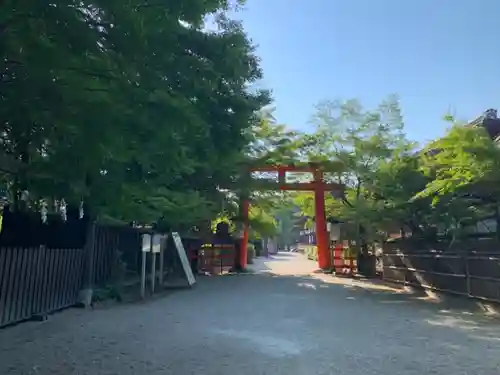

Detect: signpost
[158, 234, 168, 286]
[140, 232, 195, 298]
[150, 234, 163, 293]
[171, 232, 196, 286]
[152, 234, 162, 253]
[141, 234, 151, 298]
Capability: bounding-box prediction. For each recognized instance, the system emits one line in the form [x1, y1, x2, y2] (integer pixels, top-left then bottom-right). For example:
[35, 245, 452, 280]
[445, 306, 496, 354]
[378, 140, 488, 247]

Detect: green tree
[1, 0, 268, 231]
[414, 122, 500, 237]
[295, 96, 412, 247]
[367, 151, 432, 236]
[245, 107, 304, 167]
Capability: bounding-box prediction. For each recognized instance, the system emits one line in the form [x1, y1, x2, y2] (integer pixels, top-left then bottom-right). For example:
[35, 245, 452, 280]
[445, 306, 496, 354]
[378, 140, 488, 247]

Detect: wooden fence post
[464, 251, 471, 296]
[158, 235, 166, 287]
[140, 232, 151, 299]
[78, 222, 96, 308]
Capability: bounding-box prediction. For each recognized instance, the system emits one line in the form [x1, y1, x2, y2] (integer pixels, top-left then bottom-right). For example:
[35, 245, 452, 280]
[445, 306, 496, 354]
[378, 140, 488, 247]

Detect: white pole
[140, 251, 147, 299]
[150, 234, 156, 294]
[158, 235, 165, 287]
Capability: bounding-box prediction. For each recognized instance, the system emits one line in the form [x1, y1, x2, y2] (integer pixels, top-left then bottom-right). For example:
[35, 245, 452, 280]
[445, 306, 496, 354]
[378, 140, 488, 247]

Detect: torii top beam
[243, 160, 345, 193]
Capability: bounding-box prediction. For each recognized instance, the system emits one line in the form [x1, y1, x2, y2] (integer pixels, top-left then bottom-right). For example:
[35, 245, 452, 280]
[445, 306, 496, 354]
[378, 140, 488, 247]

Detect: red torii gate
[238, 162, 344, 270]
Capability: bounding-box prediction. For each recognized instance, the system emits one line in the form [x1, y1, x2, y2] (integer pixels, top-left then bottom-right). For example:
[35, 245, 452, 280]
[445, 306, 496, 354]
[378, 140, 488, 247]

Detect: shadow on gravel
[1, 267, 500, 375]
[253, 272, 500, 345]
[246, 254, 500, 343]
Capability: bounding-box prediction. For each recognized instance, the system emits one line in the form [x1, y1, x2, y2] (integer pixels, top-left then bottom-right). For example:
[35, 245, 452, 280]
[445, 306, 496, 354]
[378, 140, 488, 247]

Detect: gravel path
[0, 252, 499, 375]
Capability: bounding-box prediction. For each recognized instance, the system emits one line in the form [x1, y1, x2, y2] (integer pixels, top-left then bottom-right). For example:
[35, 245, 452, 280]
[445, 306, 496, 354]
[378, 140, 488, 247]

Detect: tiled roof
[421, 109, 500, 157]
[467, 109, 500, 139]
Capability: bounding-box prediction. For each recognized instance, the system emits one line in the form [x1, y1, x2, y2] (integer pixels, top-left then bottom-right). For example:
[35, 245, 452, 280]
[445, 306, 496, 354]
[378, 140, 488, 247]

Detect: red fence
[195, 244, 236, 274]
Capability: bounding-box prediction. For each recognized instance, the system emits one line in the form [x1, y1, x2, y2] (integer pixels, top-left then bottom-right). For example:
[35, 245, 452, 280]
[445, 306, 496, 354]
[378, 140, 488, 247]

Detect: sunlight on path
[250, 252, 400, 293]
[249, 252, 318, 275]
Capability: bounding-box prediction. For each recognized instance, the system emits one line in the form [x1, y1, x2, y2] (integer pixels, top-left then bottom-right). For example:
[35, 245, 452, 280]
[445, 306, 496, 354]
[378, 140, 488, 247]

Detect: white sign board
[171, 232, 196, 286]
[142, 234, 151, 252]
[329, 223, 341, 241]
[160, 234, 168, 251]
[152, 234, 162, 253]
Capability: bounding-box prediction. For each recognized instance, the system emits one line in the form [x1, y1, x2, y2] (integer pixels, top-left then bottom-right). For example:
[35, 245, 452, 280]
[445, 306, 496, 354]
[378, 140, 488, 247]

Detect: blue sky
[233, 0, 500, 144]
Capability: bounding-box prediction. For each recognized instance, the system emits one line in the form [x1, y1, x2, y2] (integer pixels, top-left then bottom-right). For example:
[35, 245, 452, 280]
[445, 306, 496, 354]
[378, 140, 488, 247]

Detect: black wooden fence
[91, 224, 142, 286]
[0, 246, 85, 327]
[0, 224, 146, 328]
[383, 238, 500, 302]
[0, 216, 200, 328]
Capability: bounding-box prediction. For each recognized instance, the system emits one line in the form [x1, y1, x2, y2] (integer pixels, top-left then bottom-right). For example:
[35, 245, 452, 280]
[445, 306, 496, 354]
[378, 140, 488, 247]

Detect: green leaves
[293, 98, 500, 241]
[1, 0, 269, 229]
[246, 108, 303, 166]
[419, 125, 500, 199]
[293, 96, 428, 241]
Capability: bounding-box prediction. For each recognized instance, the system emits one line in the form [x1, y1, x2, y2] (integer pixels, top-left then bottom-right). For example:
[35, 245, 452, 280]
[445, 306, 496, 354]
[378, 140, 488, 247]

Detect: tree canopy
[3, 2, 498, 242]
[1, 0, 269, 230]
[293, 99, 500, 245]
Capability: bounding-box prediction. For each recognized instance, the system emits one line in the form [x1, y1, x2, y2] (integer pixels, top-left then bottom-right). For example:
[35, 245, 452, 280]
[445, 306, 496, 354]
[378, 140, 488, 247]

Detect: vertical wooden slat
[23, 247, 35, 319]
[103, 228, 110, 283]
[32, 246, 46, 315]
[60, 249, 71, 307]
[17, 247, 30, 320]
[464, 253, 471, 296]
[74, 248, 85, 299]
[104, 229, 111, 282]
[6, 248, 21, 323]
[0, 247, 11, 325]
[91, 228, 98, 285]
[6, 247, 19, 323]
[57, 249, 68, 308]
[62, 249, 72, 307]
[43, 248, 56, 313]
[94, 227, 102, 285]
[98, 226, 105, 284]
[62, 249, 73, 307]
[22, 247, 35, 319]
[52, 249, 64, 310]
[50, 248, 63, 311]
[38, 247, 49, 314]
[71, 248, 83, 303]
[112, 231, 119, 282]
[25, 247, 39, 317]
[50, 248, 61, 311]
[99, 231, 106, 284]
[39, 246, 51, 315]
[39, 247, 50, 314]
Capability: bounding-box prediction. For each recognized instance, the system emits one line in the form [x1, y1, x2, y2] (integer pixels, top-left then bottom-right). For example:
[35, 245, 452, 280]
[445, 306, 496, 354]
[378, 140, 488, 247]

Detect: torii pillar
[239, 197, 250, 269]
[313, 168, 330, 269]
[238, 165, 332, 270]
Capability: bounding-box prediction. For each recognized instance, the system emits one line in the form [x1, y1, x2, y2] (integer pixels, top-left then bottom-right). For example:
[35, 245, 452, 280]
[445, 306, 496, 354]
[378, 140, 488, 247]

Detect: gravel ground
[0, 253, 499, 375]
